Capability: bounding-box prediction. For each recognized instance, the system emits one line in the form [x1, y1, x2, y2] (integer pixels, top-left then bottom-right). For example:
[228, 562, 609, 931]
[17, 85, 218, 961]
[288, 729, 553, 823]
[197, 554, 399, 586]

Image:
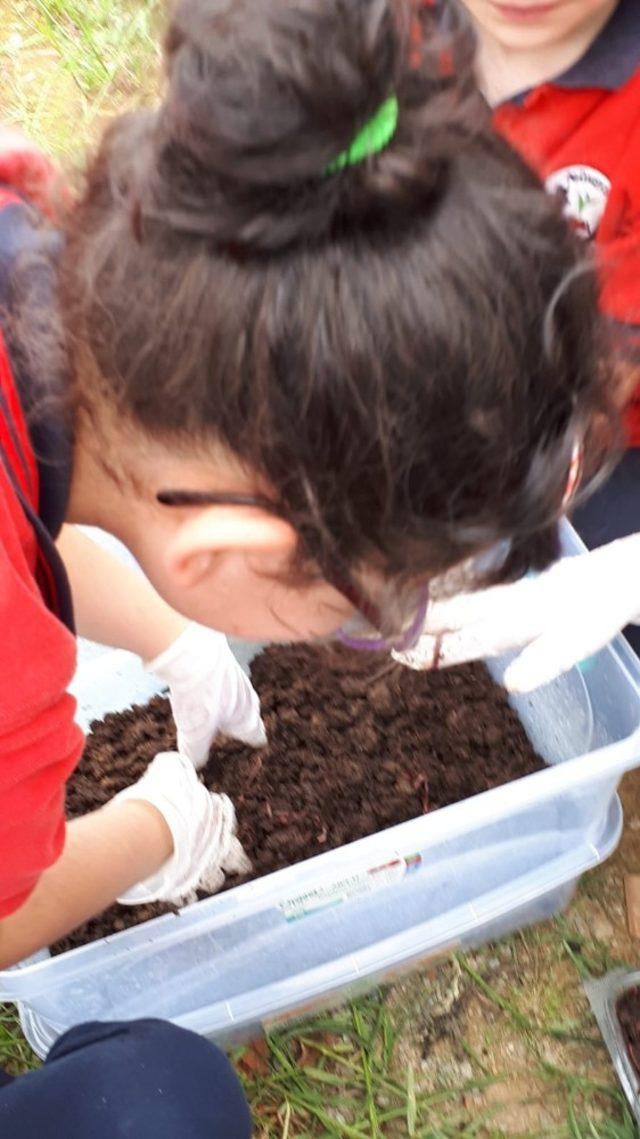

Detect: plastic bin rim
[168, 796, 625, 1038]
[0, 732, 632, 995]
[10, 797, 622, 1061]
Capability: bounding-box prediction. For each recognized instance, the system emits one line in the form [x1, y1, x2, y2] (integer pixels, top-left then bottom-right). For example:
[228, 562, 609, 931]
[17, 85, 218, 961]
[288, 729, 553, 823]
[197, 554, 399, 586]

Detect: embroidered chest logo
[546, 165, 612, 239]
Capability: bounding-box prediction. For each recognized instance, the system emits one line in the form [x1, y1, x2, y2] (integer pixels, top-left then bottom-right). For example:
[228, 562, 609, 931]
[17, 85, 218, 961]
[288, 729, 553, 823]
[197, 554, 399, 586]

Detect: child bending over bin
[0, 0, 620, 1133]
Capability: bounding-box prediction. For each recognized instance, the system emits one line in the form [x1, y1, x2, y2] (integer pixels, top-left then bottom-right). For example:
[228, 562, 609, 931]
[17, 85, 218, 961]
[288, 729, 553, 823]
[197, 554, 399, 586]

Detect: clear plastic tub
[2, 524, 640, 1059]
[585, 968, 640, 1126]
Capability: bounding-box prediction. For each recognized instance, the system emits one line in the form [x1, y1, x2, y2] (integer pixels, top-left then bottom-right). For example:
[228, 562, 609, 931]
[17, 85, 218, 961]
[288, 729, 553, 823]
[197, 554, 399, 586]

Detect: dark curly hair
[57, 0, 619, 631]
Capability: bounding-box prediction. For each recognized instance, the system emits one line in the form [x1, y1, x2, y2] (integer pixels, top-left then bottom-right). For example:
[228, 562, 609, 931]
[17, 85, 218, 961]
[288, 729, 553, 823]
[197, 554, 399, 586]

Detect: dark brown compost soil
[52, 645, 545, 954]
[617, 986, 640, 1077]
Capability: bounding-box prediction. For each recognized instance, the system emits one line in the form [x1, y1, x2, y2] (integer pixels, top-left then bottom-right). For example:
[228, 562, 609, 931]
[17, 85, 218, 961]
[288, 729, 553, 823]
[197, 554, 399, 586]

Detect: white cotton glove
[393, 534, 640, 694]
[114, 752, 251, 905]
[147, 623, 266, 768]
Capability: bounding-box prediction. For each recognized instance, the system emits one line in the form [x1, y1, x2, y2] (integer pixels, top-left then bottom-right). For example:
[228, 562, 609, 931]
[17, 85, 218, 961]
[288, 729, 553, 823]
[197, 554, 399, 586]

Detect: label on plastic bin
[280, 852, 422, 923]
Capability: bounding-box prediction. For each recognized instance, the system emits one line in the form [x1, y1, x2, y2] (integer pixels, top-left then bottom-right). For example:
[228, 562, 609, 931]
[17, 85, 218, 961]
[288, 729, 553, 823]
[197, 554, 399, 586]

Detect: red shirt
[492, 0, 640, 442]
[0, 187, 83, 919]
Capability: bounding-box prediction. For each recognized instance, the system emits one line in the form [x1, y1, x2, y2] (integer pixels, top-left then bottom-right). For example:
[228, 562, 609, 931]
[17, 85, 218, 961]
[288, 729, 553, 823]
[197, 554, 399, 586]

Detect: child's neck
[475, 2, 619, 106]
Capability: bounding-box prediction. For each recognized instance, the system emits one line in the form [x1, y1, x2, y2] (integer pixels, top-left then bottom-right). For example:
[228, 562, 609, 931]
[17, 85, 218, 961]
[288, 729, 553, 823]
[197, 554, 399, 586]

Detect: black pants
[574, 447, 640, 655]
[0, 1019, 252, 1137]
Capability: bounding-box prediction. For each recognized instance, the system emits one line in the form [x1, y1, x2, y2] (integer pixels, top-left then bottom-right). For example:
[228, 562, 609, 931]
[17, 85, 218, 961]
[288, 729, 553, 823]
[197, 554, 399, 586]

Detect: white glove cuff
[113, 752, 236, 905]
[146, 623, 227, 687]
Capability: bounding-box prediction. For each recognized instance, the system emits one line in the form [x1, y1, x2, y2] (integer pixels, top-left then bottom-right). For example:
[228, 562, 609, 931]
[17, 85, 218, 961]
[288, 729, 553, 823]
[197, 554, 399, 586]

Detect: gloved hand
[113, 752, 251, 905]
[393, 533, 640, 693]
[0, 126, 66, 219]
[147, 623, 266, 768]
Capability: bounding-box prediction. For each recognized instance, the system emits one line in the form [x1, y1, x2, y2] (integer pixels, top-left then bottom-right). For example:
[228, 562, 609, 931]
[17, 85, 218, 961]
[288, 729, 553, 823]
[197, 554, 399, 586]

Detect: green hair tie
[325, 95, 398, 175]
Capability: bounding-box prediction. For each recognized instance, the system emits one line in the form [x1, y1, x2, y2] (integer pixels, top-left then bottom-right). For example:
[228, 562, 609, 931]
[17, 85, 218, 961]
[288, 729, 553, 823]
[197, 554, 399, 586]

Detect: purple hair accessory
[337, 586, 429, 653]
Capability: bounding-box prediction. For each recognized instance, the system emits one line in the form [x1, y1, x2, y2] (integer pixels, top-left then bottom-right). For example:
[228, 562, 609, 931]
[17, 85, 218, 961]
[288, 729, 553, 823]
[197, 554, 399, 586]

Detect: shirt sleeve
[0, 131, 64, 220]
[0, 484, 83, 918]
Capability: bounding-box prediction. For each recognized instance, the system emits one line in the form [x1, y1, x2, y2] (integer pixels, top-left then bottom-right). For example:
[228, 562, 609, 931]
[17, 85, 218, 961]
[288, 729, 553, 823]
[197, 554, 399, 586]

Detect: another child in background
[459, 0, 640, 646]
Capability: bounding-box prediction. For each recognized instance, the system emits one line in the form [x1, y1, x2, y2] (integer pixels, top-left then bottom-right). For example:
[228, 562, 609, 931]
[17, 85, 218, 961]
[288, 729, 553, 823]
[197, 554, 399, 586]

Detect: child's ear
[166, 505, 297, 588]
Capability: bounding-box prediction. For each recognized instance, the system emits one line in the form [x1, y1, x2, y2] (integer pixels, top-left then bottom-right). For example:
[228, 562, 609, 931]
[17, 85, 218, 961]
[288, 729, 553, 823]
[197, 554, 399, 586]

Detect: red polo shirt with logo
[492, 0, 640, 443]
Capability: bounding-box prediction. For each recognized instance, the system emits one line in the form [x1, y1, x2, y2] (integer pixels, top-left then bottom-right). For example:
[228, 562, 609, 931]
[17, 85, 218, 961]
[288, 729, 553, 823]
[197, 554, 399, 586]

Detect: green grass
[232, 909, 640, 1138]
[29, 0, 160, 98]
[230, 937, 639, 1138]
[0, 1006, 38, 1075]
[458, 954, 602, 1046]
[0, 0, 161, 158]
[235, 993, 504, 1139]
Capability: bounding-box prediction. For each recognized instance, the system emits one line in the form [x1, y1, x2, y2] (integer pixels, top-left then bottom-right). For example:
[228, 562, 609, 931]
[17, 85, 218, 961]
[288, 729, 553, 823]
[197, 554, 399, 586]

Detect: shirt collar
[557, 0, 640, 92]
[504, 0, 640, 106]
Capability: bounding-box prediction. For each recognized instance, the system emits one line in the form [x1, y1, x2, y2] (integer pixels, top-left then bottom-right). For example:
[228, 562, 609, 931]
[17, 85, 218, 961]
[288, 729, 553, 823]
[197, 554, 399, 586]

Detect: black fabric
[0, 194, 72, 539]
[0, 383, 74, 631]
[0, 1019, 252, 1137]
[0, 382, 73, 633]
[0, 191, 74, 631]
[573, 447, 640, 656]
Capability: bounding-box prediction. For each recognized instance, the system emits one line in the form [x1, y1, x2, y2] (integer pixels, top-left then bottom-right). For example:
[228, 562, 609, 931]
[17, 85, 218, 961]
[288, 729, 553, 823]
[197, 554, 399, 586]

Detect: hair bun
[136, 0, 483, 252]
